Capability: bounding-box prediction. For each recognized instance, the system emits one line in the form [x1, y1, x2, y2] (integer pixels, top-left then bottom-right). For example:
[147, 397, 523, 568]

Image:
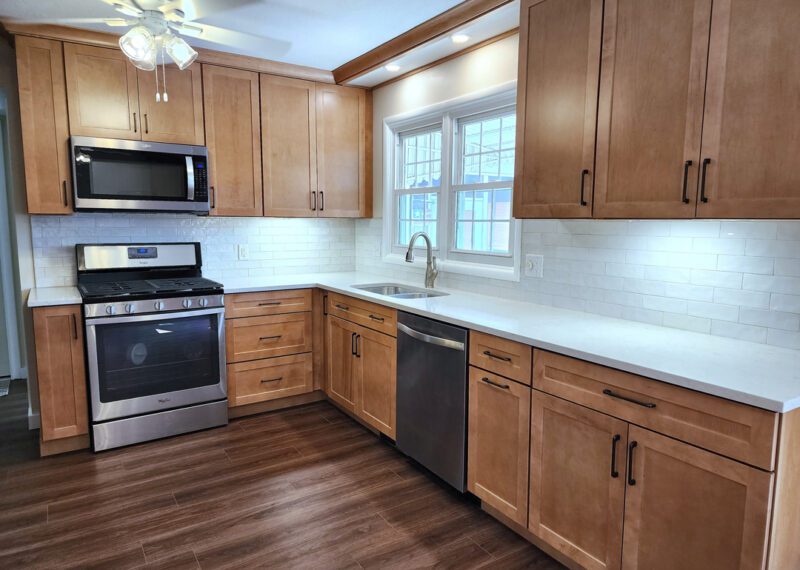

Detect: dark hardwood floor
[0, 400, 562, 569]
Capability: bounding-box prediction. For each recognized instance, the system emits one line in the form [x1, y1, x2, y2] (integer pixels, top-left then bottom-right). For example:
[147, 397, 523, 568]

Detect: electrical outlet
[237, 244, 249, 260]
[525, 254, 544, 278]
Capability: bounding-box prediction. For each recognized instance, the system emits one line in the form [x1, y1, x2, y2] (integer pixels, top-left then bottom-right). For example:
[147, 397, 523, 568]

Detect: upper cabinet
[202, 64, 263, 217]
[513, 0, 603, 219]
[515, 0, 800, 219]
[16, 36, 72, 214]
[136, 64, 205, 145]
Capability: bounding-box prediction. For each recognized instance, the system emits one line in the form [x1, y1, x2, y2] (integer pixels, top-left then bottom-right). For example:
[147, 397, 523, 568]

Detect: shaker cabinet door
[137, 64, 205, 145]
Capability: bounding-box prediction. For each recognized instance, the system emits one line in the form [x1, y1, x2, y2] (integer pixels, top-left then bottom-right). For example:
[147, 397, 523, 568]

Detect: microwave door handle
[185, 156, 195, 201]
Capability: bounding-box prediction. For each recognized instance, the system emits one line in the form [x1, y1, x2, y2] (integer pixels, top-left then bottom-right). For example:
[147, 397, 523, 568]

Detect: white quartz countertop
[29, 271, 800, 412]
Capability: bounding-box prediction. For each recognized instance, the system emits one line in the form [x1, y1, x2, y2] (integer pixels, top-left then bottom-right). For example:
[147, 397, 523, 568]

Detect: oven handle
[84, 307, 225, 327]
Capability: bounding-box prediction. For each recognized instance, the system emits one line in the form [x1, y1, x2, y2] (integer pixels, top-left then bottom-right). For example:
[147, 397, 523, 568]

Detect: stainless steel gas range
[77, 242, 227, 451]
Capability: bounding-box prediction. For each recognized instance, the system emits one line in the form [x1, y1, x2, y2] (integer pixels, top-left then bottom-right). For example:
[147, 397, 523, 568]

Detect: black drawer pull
[259, 335, 282, 342]
[627, 441, 638, 486]
[355, 334, 361, 358]
[483, 350, 512, 363]
[335, 303, 349, 311]
[71, 314, 78, 340]
[369, 314, 384, 322]
[62, 180, 69, 206]
[260, 377, 283, 384]
[579, 169, 589, 206]
[681, 160, 692, 204]
[610, 434, 621, 478]
[481, 377, 510, 390]
[311, 191, 317, 211]
[699, 157, 711, 203]
[602, 389, 656, 409]
[351, 332, 357, 355]
[258, 301, 282, 306]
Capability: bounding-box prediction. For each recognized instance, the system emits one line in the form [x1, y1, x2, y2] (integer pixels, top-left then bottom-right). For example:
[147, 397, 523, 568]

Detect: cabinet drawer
[327, 292, 396, 336]
[533, 350, 779, 470]
[225, 289, 311, 318]
[226, 313, 312, 363]
[470, 331, 532, 385]
[228, 353, 313, 407]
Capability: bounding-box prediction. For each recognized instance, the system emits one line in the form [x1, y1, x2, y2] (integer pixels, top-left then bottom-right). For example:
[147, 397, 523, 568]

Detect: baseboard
[28, 411, 40, 430]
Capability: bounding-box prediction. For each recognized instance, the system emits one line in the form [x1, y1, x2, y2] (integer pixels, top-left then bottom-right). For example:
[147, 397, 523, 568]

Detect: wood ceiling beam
[332, 0, 515, 85]
[1, 22, 335, 83]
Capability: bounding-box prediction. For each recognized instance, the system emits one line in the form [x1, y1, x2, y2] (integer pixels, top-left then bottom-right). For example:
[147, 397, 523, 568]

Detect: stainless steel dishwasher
[396, 311, 469, 491]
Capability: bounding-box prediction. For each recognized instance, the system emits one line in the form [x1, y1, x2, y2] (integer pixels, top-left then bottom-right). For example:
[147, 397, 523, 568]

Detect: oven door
[71, 137, 208, 213]
[85, 308, 226, 422]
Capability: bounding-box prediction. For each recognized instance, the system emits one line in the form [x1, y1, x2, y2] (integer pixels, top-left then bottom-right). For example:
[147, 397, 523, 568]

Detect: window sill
[382, 253, 520, 282]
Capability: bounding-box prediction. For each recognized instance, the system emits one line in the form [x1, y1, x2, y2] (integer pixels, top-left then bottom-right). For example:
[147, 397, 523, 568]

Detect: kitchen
[0, 0, 799, 568]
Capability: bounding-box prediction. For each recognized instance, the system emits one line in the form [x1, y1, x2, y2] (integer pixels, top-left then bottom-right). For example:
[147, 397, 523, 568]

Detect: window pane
[491, 222, 511, 253]
[471, 222, 491, 252]
[399, 128, 442, 190]
[473, 190, 491, 220]
[398, 192, 437, 247]
[493, 188, 512, 220]
[458, 110, 516, 185]
[456, 221, 472, 250]
[457, 191, 473, 220]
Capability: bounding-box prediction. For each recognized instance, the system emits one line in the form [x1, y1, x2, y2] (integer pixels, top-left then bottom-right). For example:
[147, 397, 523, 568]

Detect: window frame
[382, 84, 521, 281]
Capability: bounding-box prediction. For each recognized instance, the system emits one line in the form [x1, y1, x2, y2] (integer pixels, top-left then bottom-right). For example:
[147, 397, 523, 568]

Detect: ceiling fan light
[164, 34, 198, 70]
[119, 25, 155, 63]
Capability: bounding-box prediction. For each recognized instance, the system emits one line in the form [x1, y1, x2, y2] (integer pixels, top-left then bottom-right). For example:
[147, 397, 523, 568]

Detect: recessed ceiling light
[451, 33, 470, 44]
[385, 63, 401, 72]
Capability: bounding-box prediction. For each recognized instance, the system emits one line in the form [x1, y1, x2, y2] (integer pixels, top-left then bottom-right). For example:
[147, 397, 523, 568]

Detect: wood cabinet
[696, 0, 800, 218]
[136, 64, 204, 145]
[32, 305, 88, 441]
[469, 331, 532, 385]
[315, 84, 371, 217]
[327, 292, 397, 337]
[261, 75, 317, 217]
[593, 0, 712, 218]
[325, 314, 358, 411]
[15, 36, 72, 214]
[468, 368, 530, 526]
[203, 64, 263, 217]
[513, 0, 603, 218]
[622, 426, 772, 570]
[228, 353, 313, 407]
[226, 313, 312, 363]
[529, 390, 627, 570]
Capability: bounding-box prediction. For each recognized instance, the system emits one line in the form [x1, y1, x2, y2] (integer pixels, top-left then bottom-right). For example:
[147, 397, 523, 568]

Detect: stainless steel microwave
[71, 136, 209, 214]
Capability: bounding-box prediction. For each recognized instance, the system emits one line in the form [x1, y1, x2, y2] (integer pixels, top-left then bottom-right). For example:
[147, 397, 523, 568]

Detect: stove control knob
[154, 301, 165, 311]
[124, 303, 135, 314]
[198, 298, 208, 308]
[182, 298, 192, 309]
[105, 305, 116, 316]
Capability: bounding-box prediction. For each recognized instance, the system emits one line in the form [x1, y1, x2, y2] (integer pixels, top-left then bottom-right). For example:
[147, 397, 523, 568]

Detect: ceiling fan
[22, 0, 291, 71]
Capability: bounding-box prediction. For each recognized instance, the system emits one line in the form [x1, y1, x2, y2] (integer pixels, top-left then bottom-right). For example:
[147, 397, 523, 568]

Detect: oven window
[94, 314, 220, 403]
[75, 148, 187, 201]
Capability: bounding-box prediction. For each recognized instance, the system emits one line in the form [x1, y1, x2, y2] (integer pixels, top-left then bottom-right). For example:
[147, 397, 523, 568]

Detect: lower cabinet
[227, 353, 313, 407]
[325, 314, 396, 438]
[32, 305, 88, 441]
[467, 367, 531, 526]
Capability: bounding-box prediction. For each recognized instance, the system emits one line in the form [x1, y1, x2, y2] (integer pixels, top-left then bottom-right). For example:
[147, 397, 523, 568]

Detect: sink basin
[352, 283, 449, 299]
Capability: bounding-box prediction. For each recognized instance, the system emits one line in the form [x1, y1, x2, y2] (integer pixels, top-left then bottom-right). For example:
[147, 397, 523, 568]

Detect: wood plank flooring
[0, 401, 562, 569]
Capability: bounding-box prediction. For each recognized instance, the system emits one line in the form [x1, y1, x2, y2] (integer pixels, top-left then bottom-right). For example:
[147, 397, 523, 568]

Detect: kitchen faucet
[405, 231, 438, 288]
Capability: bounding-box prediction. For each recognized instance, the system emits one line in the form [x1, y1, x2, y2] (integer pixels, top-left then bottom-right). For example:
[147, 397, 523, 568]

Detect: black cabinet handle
[351, 332, 357, 355]
[258, 335, 282, 342]
[699, 158, 711, 203]
[355, 334, 361, 358]
[210, 186, 216, 209]
[369, 314, 384, 322]
[335, 303, 349, 311]
[319, 191, 324, 211]
[483, 350, 512, 363]
[627, 441, 638, 486]
[260, 376, 282, 384]
[133, 112, 137, 133]
[62, 180, 69, 207]
[602, 388, 656, 409]
[579, 169, 589, 206]
[481, 377, 510, 390]
[71, 314, 78, 340]
[681, 160, 692, 204]
[322, 294, 328, 316]
[144, 113, 149, 134]
[610, 434, 621, 478]
[258, 301, 282, 306]
[311, 191, 317, 211]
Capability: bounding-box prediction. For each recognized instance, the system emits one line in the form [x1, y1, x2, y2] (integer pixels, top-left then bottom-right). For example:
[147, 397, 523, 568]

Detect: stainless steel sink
[352, 283, 449, 299]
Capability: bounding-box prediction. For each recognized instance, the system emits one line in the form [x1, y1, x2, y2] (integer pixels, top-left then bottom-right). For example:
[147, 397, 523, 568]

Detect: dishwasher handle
[397, 322, 465, 351]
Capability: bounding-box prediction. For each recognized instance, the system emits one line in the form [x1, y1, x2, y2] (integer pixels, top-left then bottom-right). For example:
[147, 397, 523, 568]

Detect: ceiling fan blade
[176, 23, 291, 56]
[98, 0, 143, 18]
[9, 17, 123, 25]
[158, 0, 261, 22]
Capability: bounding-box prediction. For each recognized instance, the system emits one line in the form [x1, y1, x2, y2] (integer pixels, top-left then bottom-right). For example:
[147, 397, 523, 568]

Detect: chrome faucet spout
[405, 231, 438, 289]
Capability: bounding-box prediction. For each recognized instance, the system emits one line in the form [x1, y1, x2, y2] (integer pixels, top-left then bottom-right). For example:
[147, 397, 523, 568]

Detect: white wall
[356, 33, 800, 350]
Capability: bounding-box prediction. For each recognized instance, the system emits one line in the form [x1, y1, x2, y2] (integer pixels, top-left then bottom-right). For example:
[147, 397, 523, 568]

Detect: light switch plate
[237, 244, 249, 260]
[525, 254, 544, 278]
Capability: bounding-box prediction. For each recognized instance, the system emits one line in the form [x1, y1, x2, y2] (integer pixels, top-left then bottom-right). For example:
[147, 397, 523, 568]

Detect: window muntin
[395, 127, 442, 248]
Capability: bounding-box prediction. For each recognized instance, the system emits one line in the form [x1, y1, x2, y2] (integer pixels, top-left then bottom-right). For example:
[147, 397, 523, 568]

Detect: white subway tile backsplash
[710, 320, 768, 344]
[745, 239, 800, 258]
[713, 287, 771, 309]
[717, 255, 774, 275]
[687, 300, 739, 322]
[771, 293, 800, 314]
[774, 258, 800, 277]
[739, 308, 800, 331]
[663, 313, 712, 334]
[690, 269, 743, 289]
[767, 329, 800, 350]
[743, 274, 800, 295]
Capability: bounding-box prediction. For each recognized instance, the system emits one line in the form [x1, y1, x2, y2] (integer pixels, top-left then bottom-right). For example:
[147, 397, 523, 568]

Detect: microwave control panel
[193, 159, 208, 202]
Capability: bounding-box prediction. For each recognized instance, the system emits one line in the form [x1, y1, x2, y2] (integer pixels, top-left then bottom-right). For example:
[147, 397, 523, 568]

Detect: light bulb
[451, 33, 470, 44]
[164, 34, 198, 70]
[385, 63, 401, 72]
[119, 25, 155, 64]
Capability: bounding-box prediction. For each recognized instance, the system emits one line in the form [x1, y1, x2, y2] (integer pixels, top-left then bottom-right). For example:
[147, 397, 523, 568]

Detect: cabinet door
[593, 0, 712, 218]
[325, 315, 357, 411]
[354, 325, 396, 438]
[15, 36, 72, 214]
[622, 426, 772, 570]
[513, 0, 603, 218]
[315, 84, 368, 217]
[697, 0, 800, 218]
[202, 64, 263, 216]
[261, 75, 317, 217]
[64, 43, 140, 140]
[137, 64, 204, 145]
[529, 390, 627, 570]
[33, 306, 88, 441]
[468, 368, 531, 526]
[228, 353, 313, 407]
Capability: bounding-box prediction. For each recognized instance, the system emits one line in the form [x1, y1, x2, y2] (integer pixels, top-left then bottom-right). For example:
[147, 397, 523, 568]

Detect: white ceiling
[0, 0, 467, 70]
